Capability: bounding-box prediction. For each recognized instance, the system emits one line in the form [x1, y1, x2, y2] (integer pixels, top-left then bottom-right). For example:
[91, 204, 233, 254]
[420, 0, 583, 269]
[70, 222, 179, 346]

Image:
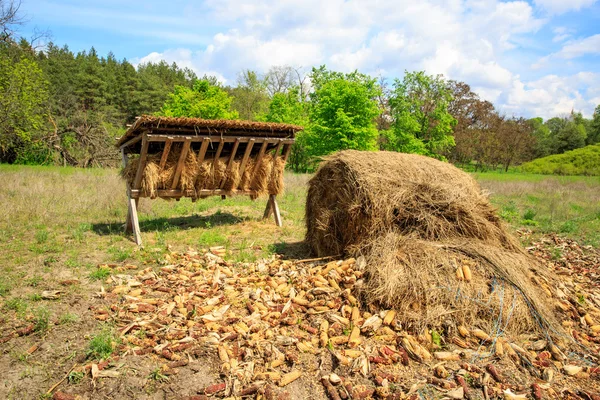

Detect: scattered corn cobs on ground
[84, 239, 600, 399]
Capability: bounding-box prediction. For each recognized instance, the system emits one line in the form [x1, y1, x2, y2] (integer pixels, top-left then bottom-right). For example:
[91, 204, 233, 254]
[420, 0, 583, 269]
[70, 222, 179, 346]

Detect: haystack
[306, 150, 558, 336]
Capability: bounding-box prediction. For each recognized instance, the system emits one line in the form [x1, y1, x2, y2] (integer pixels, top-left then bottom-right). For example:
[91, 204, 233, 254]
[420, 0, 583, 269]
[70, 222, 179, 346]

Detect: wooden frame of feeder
[120, 133, 295, 245]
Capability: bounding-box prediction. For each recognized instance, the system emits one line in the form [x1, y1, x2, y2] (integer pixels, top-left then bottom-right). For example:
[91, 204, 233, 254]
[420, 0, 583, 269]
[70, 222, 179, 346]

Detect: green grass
[520, 144, 600, 176]
[476, 172, 600, 246]
[89, 266, 111, 281]
[87, 326, 118, 360]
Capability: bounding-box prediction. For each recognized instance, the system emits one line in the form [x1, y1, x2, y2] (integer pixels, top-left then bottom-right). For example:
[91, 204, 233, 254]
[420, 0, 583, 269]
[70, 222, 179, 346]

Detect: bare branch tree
[1, 0, 24, 43]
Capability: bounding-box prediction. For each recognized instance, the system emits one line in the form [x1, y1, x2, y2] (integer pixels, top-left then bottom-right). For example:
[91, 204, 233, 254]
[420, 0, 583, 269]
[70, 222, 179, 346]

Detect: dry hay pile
[121, 148, 285, 198]
[306, 150, 559, 337]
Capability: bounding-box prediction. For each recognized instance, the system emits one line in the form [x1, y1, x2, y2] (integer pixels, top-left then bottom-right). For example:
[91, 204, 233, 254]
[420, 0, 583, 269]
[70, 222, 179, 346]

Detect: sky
[20, 0, 600, 119]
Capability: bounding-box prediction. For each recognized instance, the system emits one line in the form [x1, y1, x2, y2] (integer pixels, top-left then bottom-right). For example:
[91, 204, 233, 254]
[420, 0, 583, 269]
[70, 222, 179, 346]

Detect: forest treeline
[1, 10, 600, 171]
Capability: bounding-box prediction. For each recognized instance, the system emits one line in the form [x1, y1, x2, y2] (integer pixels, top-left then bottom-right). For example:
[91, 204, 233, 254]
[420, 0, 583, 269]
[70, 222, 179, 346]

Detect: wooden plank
[238, 138, 256, 176]
[132, 135, 149, 190]
[220, 138, 240, 189]
[282, 143, 293, 162]
[159, 138, 173, 170]
[271, 195, 282, 227]
[130, 189, 258, 198]
[170, 138, 192, 190]
[128, 196, 142, 245]
[119, 134, 143, 151]
[146, 134, 293, 145]
[197, 137, 211, 164]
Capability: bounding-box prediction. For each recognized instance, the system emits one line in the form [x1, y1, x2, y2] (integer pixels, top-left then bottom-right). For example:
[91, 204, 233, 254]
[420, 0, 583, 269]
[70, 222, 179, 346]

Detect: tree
[1, 0, 23, 43]
[0, 48, 49, 163]
[305, 66, 380, 159]
[528, 117, 551, 158]
[229, 69, 269, 120]
[386, 71, 456, 158]
[589, 105, 600, 145]
[264, 87, 310, 171]
[160, 79, 238, 119]
[496, 117, 535, 172]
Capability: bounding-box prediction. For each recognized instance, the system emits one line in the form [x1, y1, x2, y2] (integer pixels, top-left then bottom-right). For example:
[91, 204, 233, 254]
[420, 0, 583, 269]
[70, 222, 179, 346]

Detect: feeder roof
[117, 115, 303, 148]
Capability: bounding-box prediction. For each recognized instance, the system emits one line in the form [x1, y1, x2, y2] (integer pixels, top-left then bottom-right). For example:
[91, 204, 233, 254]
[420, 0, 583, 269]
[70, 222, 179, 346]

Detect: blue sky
[21, 0, 600, 118]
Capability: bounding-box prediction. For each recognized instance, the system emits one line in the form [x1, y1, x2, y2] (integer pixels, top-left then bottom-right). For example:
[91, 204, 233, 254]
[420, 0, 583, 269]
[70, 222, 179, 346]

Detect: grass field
[1, 165, 598, 298]
[0, 164, 599, 398]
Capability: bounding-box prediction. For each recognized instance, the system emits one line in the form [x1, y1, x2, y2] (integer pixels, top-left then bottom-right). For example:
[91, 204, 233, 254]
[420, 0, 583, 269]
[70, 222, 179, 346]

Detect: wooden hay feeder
[117, 115, 301, 245]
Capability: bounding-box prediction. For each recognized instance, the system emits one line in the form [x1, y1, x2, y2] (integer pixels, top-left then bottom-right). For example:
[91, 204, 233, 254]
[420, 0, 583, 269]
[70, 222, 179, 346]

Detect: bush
[521, 144, 600, 176]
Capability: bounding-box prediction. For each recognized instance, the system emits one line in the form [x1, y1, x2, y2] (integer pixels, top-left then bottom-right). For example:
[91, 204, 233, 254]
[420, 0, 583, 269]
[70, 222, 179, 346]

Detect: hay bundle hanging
[305, 150, 558, 336]
[122, 147, 287, 199]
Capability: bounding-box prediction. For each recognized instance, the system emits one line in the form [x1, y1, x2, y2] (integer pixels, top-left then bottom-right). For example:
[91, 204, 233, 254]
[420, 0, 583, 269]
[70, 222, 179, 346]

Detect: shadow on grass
[92, 211, 247, 235]
[272, 241, 312, 259]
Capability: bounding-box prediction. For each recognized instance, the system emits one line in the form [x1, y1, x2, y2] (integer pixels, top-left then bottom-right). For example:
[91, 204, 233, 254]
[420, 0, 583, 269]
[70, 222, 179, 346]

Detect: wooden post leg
[127, 196, 142, 245]
[263, 196, 274, 220]
[271, 195, 282, 227]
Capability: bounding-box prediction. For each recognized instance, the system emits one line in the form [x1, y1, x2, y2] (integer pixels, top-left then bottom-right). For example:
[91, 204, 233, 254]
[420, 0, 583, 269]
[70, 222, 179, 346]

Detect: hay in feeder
[305, 150, 559, 336]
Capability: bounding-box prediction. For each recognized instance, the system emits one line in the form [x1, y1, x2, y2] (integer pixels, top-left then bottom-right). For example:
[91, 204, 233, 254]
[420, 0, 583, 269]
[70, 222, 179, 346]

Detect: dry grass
[305, 151, 558, 336]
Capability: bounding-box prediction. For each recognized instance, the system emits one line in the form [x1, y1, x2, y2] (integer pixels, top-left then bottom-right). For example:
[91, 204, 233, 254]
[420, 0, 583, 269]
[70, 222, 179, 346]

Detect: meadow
[0, 164, 599, 398]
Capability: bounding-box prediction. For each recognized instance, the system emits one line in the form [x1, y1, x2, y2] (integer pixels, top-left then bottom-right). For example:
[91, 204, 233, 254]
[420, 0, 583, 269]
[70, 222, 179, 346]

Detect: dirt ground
[1, 232, 600, 400]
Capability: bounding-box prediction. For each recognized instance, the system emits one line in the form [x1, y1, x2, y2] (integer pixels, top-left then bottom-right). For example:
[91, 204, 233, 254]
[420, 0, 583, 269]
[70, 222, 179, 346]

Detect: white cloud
[502, 72, 600, 118]
[132, 0, 598, 118]
[533, 0, 597, 14]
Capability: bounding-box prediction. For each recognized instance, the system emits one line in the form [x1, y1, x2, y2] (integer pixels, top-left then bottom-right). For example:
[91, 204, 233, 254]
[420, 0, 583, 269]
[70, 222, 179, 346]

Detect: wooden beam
[130, 189, 258, 198]
[170, 138, 192, 189]
[144, 126, 298, 138]
[159, 137, 173, 170]
[132, 135, 149, 190]
[119, 134, 143, 152]
[146, 134, 293, 145]
[263, 196, 274, 219]
[239, 138, 255, 177]
[197, 137, 211, 164]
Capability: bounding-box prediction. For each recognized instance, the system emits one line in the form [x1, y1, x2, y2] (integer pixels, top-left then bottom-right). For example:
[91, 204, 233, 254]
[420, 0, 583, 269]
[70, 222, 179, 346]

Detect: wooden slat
[238, 139, 256, 176]
[197, 137, 211, 164]
[273, 139, 284, 158]
[282, 143, 293, 162]
[212, 140, 225, 170]
[220, 138, 241, 189]
[159, 138, 173, 169]
[143, 126, 298, 138]
[253, 141, 269, 173]
[132, 135, 149, 190]
[171, 138, 192, 189]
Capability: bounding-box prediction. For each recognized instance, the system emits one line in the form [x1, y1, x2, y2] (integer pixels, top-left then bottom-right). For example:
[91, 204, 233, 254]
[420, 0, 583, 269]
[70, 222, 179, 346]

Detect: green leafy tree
[0, 46, 50, 163]
[160, 79, 238, 119]
[305, 66, 380, 159]
[589, 105, 600, 145]
[386, 71, 456, 158]
[528, 117, 552, 158]
[264, 87, 310, 171]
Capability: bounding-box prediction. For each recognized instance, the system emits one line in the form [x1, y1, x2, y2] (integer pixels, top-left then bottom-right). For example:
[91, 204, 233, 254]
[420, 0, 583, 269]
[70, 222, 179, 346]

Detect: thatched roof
[116, 115, 303, 148]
